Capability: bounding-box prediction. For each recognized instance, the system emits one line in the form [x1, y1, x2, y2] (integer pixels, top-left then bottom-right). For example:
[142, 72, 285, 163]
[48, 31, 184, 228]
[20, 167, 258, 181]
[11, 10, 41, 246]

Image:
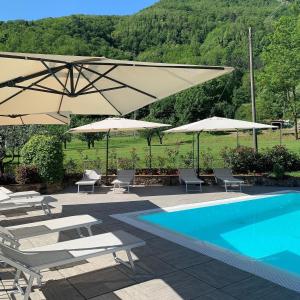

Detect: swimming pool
[113, 192, 300, 292]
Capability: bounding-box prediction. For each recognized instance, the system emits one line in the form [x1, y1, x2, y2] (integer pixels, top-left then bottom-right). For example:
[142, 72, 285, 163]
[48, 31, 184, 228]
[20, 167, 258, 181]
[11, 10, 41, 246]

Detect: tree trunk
[64, 140, 67, 149]
[87, 141, 91, 149]
[294, 115, 298, 140]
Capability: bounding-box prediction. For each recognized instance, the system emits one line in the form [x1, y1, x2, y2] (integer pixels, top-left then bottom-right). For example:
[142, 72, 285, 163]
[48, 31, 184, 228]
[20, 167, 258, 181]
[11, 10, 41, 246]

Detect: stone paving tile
[157, 247, 212, 270]
[193, 289, 238, 300]
[67, 267, 135, 299]
[160, 271, 215, 299]
[116, 264, 155, 284]
[41, 279, 85, 300]
[221, 276, 300, 300]
[134, 255, 176, 277]
[184, 259, 252, 288]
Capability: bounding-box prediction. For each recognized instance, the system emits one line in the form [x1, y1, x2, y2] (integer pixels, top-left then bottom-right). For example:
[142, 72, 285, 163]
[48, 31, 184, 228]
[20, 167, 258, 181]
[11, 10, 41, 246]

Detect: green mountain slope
[0, 0, 294, 124]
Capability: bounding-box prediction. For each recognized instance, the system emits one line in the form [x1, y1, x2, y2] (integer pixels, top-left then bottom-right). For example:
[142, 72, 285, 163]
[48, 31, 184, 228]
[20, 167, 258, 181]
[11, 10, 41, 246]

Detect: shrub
[220, 145, 300, 174]
[130, 148, 140, 169]
[15, 165, 41, 184]
[220, 146, 265, 173]
[118, 157, 132, 170]
[180, 151, 194, 168]
[21, 135, 64, 183]
[263, 145, 300, 172]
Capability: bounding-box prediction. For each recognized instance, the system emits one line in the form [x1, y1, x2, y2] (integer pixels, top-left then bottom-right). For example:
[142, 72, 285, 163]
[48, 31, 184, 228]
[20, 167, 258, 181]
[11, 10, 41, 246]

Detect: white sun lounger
[0, 215, 102, 248]
[76, 170, 101, 193]
[0, 195, 57, 215]
[178, 169, 204, 192]
[112, 170, 135, 193]
[0, 187, 40, 198]
[214, 168, 244, 192]
[0, 230, 145, 300]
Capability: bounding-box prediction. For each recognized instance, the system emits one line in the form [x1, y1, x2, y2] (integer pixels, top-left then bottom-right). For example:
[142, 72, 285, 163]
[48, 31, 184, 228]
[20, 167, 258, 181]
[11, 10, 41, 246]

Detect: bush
[221, 146, 264, 173]
[220, 145, 300, 174]
[15, 165, 41, 184]
[263, 145, 300, 172]
[21, 135, 64, 183]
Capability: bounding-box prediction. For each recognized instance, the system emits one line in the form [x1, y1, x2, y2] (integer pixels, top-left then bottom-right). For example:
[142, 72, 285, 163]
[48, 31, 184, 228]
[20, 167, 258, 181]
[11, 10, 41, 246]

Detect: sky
[0, 0, 159, 21]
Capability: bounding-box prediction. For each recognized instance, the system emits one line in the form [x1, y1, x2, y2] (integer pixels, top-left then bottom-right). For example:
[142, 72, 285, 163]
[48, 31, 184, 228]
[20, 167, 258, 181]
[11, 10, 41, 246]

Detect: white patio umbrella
[69, 117, 171, 180]
[165, 116, 276, 173]
[0, 112, 70, 125]
[0, 52, 233, 115]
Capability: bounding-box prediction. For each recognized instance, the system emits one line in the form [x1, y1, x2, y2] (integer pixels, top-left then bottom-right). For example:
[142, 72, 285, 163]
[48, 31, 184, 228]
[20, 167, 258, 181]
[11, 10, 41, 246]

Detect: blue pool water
[139, 193, 300, 277]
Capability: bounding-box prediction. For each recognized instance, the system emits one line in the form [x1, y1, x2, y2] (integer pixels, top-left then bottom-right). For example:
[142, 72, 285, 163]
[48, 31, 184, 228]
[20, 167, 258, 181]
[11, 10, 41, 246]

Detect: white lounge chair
[76, 170, 101, 193]
[178, 169, 204, 192]
[214, 168, 244, 192]
[112, 169, 135, 192]
[0, 195, 57, 215]
[0, 187, 40, 198]
[0, 230, 145, 300]
[0, 215, 102, 248]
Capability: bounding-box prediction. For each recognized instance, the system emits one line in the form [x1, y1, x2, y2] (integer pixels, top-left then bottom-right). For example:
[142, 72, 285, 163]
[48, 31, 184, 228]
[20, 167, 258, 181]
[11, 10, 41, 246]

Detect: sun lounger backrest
[0, 187, 13, 195]
[0, 242, 72, 268]
[178, 169, 197, 180]
[214, 168, 234, 180]
[0, 191, 11, 202]
[83, 170, 101, 181]
[117, 170, 135, 182]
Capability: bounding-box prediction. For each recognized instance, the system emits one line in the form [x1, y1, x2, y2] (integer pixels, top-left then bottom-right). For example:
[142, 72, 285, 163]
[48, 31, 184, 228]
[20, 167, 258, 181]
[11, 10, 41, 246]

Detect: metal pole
[236, 130, 239, 148]
[149, 136, 152, 169]
[197, 132, 200, 176]
[280, 122, 282, 146]
[192, 133, 195, 168]
[106, 130, 110, 185]
[249, 27, 258, 152]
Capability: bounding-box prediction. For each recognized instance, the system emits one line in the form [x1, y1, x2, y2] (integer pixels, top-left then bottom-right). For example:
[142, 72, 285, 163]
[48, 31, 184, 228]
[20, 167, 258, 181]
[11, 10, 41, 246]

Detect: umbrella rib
[0, 73, 53, 106]
[19, 116, 25, 125]
[48, 113, 68, 125]
[13, 85, 68, 95]
[74, 64, 83, 91]
[83, 86, 126, 95]
[74, 65, 122, 115]
[57, 69, 70, 114]
[75, 64, 118, 95]
[79, 65, 157, 99]
[41, 61, 71, 95]
[0, 65, 66, 89]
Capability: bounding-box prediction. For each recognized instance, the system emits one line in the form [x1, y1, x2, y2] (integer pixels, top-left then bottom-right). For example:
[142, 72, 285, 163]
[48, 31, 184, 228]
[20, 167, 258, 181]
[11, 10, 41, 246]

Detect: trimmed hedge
[15, 165, 41, 184]
[21, 135, 64, 183]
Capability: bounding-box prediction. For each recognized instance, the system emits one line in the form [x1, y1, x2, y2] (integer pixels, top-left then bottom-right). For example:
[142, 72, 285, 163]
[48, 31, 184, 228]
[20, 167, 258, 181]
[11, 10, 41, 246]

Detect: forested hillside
[0, 0, 298, 125]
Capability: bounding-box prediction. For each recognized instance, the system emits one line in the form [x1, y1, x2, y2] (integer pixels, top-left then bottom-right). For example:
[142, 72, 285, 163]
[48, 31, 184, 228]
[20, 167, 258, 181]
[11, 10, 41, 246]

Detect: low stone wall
[5, 183, 63, 194]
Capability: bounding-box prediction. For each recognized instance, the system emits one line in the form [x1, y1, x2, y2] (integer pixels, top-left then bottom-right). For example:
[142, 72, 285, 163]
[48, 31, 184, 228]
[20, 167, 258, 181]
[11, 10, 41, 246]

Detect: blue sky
[0, 0, 159, 21]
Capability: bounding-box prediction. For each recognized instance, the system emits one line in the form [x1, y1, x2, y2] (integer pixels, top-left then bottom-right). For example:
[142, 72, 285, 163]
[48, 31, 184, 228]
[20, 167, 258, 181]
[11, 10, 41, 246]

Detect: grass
[64, 129, 300, 171]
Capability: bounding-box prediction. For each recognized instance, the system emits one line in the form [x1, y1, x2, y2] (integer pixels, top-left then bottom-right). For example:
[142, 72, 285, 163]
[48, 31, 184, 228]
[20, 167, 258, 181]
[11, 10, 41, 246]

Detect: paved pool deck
[1, 185, 300, 300]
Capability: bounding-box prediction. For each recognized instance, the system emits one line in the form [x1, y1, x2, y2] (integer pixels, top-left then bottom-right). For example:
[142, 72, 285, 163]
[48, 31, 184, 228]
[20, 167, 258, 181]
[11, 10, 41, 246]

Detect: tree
[259, 14, 300, 139]
[0, 126, 32, 174]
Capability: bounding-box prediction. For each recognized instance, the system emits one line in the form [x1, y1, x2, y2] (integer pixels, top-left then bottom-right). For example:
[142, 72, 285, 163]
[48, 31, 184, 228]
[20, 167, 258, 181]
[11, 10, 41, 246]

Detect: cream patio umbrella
[0, 112, 70, 125]
[165, 116, 276, 173]
[69, 117, 171, 181]
[0, 52, 233, 115]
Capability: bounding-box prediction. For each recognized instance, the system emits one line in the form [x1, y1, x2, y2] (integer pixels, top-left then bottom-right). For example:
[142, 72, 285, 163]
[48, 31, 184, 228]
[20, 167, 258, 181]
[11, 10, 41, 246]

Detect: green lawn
[64, 130, 300, 171]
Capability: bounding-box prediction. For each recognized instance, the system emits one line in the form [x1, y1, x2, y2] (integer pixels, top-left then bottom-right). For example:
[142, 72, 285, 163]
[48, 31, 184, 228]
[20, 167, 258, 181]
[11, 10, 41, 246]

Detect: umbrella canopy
[69, 117, 170, 133]
[0, 52, 234, 115]
[165, 117, 276, 174]
[70, 118, 171, 181]
[0, 112, 70, 126]
[165, 117, 275, 133]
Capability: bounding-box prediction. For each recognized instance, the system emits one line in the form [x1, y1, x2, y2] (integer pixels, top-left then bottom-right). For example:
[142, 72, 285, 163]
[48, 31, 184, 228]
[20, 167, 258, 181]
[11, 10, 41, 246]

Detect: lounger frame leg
[86, 226, 93, 236]
[13, 270, 21, 289]
[24, 275, 34, 300]
[112, 250, 136, 272]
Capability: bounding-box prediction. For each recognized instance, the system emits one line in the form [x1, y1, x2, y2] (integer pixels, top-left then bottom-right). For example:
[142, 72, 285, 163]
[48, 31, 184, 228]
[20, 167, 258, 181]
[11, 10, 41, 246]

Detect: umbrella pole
[197, 132, 200, 176]
[236, 130, 239, 148]
[149, 134, 152, 169]
[192, 133, 195, 168]
[106, 130, 110, 185]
